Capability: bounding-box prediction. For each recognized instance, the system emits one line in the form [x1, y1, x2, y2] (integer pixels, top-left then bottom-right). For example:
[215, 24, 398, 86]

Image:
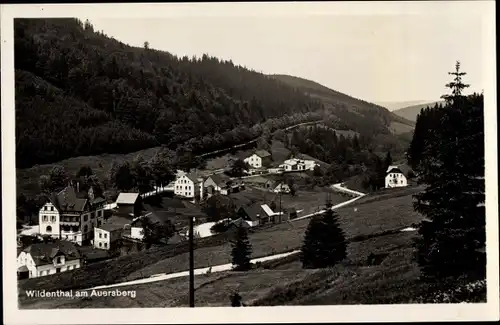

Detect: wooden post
[189, 215, 195, 307]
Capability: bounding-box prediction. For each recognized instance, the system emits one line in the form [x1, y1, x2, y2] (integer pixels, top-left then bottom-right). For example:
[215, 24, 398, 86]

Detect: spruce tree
[231, 226, 252, 271]
[301, 202, 347, 269]
[413, 61, 485, 281]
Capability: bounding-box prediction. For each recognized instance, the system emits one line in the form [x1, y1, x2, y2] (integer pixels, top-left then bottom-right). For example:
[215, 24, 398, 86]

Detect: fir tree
[413, 61, 485, 281]
[301, 202, 347, 268]
[231, 226, 253, 271]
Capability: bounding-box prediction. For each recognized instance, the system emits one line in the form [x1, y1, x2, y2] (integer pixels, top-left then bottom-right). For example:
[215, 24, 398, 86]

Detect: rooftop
[116, 193, 140, 205]
[23, 240, 82, 266]
[255, 150, 272, 158]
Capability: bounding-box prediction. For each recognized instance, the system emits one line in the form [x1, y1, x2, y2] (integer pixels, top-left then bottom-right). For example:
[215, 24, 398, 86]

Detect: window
[104, 243, 108, 248]
[73, 236, 77, 241]
[104, 233, 107, 238]
[46, 225, 52, 233]
[98, 210, 102, 217]
[99, 233, 102, 238]
[43, 215, 48, 222]
[84, 215, 88, 222]
[84, 225, 88, 233]
[44, 206, 47, 211]
[50, 206, 54, 211]
[51, 216, 56, 222]
[99, 242, 102, 247]
[91, 212, 95, 219]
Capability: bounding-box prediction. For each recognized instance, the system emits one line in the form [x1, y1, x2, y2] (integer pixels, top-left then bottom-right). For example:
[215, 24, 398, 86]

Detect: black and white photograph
[2, 2, 498, 324]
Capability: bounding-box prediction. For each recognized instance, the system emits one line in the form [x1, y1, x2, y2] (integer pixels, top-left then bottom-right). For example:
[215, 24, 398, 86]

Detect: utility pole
[189, 215, 195, 307]
[279, 185, 282, 224]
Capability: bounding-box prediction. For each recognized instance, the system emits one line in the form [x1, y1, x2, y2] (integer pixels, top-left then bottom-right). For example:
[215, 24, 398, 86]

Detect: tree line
[15, 18, 324, 168]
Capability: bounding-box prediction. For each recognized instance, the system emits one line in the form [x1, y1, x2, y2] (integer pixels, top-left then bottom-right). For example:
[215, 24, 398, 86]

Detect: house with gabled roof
[17, 240, 83, 279]
[39, 185, 106, 246]
[93, 215, 132, 250]
[203, 174, 245, 198]
[244, 150, 272, 169]
[115, 192, 142, 217]
[174, 171, 204, 200]
[385, 165, 408, 188]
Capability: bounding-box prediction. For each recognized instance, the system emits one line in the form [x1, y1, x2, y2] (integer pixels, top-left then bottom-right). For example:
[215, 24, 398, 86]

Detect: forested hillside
[15, 18, 411, 168]
[271, 74, 415, 135]
[392, 101, 444, 122]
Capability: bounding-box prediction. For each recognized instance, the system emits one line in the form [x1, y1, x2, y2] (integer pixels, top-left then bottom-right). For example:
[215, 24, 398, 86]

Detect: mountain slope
[270, 75, 415, 135]
[15, 18, 412, 169]
[374, 100, 433, 111]
[14, 18, 324, 168]
[392, 101, 444, 121]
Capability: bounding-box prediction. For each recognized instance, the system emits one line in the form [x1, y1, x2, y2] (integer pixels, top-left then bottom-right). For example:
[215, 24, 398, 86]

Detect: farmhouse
[244, 150, 272, 169]
[17, 240, 83, 279]
[93, 216, 131, 250]
[115, 192, 142, 218]
[38, 185, 106, 246]
[128, 212, 166, 241]
[203, 174, 245, 198]
[237, 203, 266, 227]
[385, 165, 408, 188]
[279, 158, 318, 172]
[174, 172, 204, 200]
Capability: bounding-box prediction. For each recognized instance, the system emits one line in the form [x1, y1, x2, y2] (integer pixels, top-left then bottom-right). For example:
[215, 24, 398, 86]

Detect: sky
[78, 5, 487, 104]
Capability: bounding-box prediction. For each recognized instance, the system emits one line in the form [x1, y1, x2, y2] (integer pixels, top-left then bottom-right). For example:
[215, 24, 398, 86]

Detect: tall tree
[301, 202, 347, 268]
[231, 226, 252, 271]
[413, 61, 485, 281]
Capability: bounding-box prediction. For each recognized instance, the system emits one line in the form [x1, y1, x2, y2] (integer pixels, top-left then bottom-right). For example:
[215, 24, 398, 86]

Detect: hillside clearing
[19, 185, 422, 297]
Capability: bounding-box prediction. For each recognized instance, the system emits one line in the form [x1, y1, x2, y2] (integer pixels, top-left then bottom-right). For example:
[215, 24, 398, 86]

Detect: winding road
[85, 183, 366, 291]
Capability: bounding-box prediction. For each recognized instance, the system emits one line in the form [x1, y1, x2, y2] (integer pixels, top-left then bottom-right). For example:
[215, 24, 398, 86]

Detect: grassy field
[18, 185, 424, 304]
[19, 231, 421, 308]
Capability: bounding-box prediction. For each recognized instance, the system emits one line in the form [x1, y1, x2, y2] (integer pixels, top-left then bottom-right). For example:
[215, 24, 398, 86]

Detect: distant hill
[374, 100, 435, 111]
[392, 101, 444, 121]
[15, 18, 414, 169]
[270, 74, 415, 135]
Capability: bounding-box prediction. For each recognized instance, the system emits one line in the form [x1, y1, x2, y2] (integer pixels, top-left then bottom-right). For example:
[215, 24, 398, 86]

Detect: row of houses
[173, 170, 245, 201]
[243, 150, 319, 175]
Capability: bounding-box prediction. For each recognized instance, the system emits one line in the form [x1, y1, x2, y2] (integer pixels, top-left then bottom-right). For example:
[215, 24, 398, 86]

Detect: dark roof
[23, 241, 82, 266]
[92, 197, 106, 205]
[240, 203, 263, 221]
[49, 186, 88, 213]
[186, 171, 203, 183]
[131, 212, 163, 228]
[255, 150, 271, 158]
[387, 167, 404, 174]
[208, 174, 231, 186]
[229, 218, 251, 229]
[98, 216, 132, 232]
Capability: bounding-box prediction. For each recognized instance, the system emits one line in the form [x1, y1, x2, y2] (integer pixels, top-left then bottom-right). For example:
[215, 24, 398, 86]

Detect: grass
[19, 231, 421, 308]
[18, 185, 425, 304]
[389, 121, 415, 135]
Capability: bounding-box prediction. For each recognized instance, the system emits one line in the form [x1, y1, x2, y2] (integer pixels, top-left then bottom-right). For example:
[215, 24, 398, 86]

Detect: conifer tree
[413, 61, 485, 281]
[231, 226, 253, 271]
[301, 202, 347, 268]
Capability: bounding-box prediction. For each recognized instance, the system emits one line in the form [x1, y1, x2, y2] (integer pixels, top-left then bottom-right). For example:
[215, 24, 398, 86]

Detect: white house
[39, 185, 106, 246]
[174, 172, 204, 200]
[280, 158, 317, 172]
[385, 165, 408, 188]
[264, 180, 291, 194]
[17, 241, 83, 279]
[203, 174, 245, 199]
[244, 150, 272, 169]
[93, 216, 131, 250]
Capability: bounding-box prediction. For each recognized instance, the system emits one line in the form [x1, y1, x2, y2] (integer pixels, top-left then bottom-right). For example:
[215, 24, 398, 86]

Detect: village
[16, 146, 410, 280]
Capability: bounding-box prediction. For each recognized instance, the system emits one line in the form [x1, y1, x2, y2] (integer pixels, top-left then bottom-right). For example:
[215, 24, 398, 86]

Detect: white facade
[280, 158, 316, 172]
[385, 172, 408, 188]
[38, 203, 104, 246]
[94, 227, 123, 250]
[17, 251, 81, 278]
[130, 226, 144, 240]
[273, 183, 291, 193]
[174, 175, 202, 199]
[244, 154, 263, 168]
[39, 202, 60, 238]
